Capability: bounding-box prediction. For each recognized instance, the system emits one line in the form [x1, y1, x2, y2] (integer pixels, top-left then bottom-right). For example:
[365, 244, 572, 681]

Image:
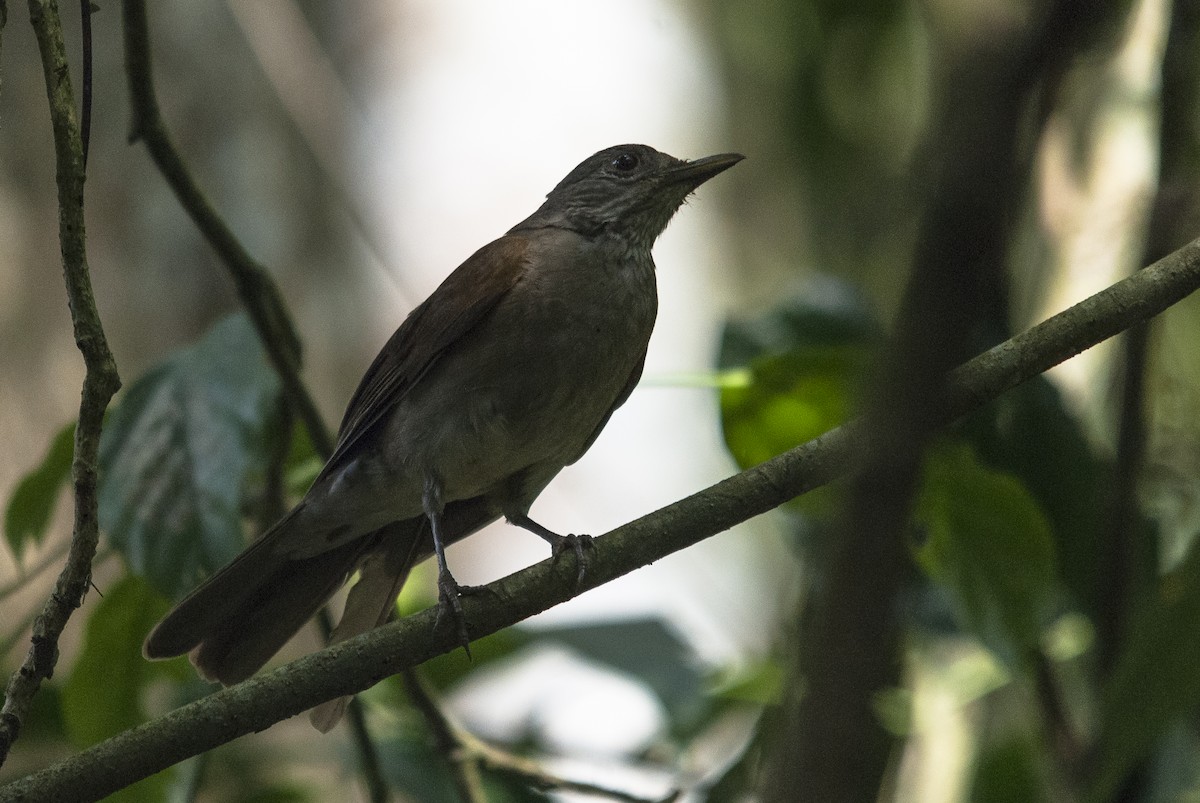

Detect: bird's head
[514, 144, 743, 249]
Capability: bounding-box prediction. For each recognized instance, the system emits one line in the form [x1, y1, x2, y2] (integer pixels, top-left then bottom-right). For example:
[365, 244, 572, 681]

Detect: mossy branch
[0, 0, 121, 770]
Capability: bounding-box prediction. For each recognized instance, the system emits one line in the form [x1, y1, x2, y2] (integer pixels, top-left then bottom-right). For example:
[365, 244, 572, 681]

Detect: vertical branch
[1099, 0, 1200, 676]
[761, 2, 1111, 799]
[1097, 4, 1200, 799]
[0, 0, 121, 769]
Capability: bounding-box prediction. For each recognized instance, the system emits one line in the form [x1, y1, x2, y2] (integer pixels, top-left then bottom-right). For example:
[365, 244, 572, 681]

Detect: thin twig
[312, 608, 389, 803]
[1, 3, 7, 104]
[403, 669, 676, 803]
[0, 539, 71, 606]
[402, 670, 486, 803]
[120, 0, 332, 458]
[0, 548, 116, 658]
[0, 0, 121, 770]
[225, 0, 417, 306]
[6, 231, 1200, 801]
[78, 0, 91, 165]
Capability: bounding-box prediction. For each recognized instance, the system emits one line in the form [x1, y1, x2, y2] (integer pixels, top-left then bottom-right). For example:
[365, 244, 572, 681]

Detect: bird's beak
[667, 152, 745, 187]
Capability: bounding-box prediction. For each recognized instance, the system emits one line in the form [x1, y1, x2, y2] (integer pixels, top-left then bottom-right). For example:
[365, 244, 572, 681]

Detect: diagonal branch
[4, 230, 1200, 802]
[118, 2, 405, 798]
[0, 0, 121, 770]
[120, 0, 332, 458]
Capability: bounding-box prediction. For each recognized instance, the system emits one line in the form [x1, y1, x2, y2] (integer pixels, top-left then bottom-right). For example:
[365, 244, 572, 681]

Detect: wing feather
[320, 235, 532, 474]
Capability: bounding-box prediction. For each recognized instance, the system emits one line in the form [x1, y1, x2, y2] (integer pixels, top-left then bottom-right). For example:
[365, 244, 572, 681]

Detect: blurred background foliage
[4, 0, 1200, 801]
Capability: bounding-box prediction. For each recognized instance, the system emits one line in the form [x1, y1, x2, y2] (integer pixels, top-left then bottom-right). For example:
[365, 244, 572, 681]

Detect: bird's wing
[569, 347, 648, 464]
[319, 235, 532, 476]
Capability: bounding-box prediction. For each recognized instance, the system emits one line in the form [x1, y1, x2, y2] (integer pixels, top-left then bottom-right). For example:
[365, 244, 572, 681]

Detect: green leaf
[90, 772, 174, 803]
[283, 417, 321, 497]
[969, 733, 1051, 803]
[710, 658, 785, 706]
[98, 313, 282, 597]
[4, 421, 76, 560]
[960, 375, 1131, 624]
[61, 574, 173, 746]
[913, 442, 1058, 665]
[718, 285, 877, 518]
[1088, 542, 1200, 801]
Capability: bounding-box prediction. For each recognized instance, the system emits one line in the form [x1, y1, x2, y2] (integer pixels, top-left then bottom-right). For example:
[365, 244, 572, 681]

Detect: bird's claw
[434, 570, 473, 658]
[549, 533, 594, 588]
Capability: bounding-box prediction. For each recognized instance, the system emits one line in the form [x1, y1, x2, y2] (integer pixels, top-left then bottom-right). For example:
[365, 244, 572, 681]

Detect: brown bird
[143, 144, 742, 729]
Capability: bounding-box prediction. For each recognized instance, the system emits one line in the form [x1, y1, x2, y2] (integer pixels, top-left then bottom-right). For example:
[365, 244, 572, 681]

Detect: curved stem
[0, 0, 121, 770]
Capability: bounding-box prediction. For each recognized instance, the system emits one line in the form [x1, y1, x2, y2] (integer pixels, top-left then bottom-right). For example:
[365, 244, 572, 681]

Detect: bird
[143, 143, 742, 730]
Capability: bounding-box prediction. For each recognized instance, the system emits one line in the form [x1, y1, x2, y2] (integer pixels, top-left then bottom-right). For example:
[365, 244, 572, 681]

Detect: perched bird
[143, 144, 742, 729]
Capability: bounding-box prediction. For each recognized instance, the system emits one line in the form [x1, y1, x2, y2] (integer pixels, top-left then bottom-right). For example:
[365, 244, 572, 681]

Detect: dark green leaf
[16, 683, 68, 745]
[4, 421, 76, 559]
[92, 773, 174, 803]
[227, 784, 312, 803]
[538, 618, 706, 730]
[98, 314, 282, 597]
[1088, 541, 1200, 801]
[283, 416, 321, 497]
[416, 625, 530, 690]
[62, 574, 173, 746]
[914, 442, 1058, 665]
[969, 733, 1051, 803]
[960, 375, 1131, 624]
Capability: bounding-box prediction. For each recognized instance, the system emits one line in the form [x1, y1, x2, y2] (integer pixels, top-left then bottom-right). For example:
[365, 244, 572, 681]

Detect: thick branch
[4, 232, 1200, 802]
[0, 0, 121, 770]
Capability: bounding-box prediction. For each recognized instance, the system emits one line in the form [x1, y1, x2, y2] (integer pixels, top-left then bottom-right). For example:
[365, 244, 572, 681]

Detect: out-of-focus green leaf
[417, 624, 530, 690]
[914, 442, 1058, 666]
[17, 683, 68, 745]
[226, 785, 312, 803]
[1088, 539, 1200, 802]
[960, 376, 1131, 625]
[62, 575, 173, 746]
[4, 421, 76, 560]
[98, 313, 282, 597]
[719, 284, 878, 517]
[94, 773, 174, 803]
[710, 659, 785, 706]
[969, 733, 1050, 803]
[283, 419, 321, 497]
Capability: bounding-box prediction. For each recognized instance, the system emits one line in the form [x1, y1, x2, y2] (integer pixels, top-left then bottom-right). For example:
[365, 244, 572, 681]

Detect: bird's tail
[143, 495, 501, 729]
[308, 525, 425, 730]
[143, 509, 380, 686]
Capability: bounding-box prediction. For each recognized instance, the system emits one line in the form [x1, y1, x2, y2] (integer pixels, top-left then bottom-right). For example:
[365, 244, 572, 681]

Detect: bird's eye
[611, 152, 639, 172]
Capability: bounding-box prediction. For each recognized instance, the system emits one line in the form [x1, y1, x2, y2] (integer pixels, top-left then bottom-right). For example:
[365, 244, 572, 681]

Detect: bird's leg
[506, 512, 593, 587]
[423, 476, 471, 655]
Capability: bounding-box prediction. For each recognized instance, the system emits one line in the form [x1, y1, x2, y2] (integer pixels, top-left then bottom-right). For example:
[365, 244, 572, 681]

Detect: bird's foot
[548, 533, 595, 588]
[434, 569, 474, 658]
